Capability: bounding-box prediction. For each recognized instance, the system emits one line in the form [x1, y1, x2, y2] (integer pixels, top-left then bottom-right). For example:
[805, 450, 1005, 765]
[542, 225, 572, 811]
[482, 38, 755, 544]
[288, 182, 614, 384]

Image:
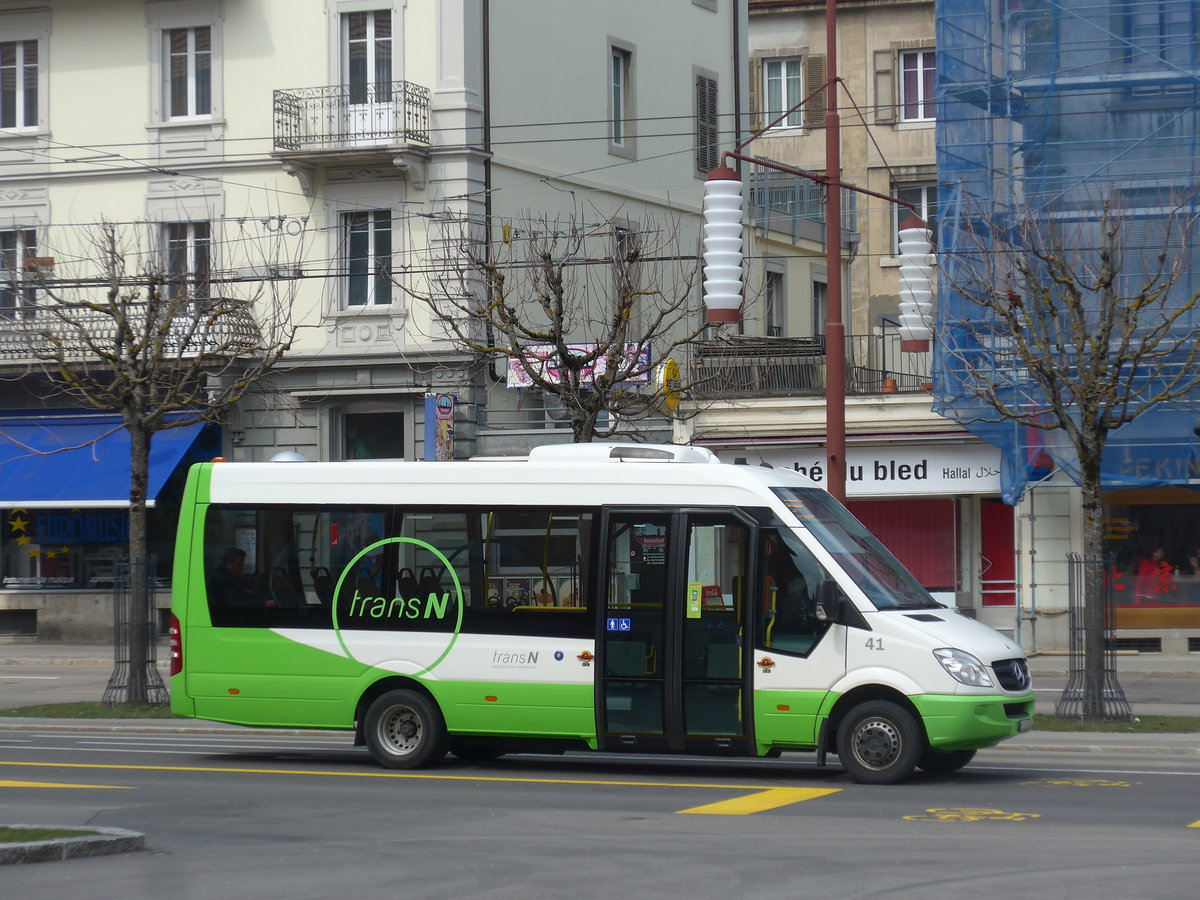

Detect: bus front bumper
[913, 693, 1036, 751]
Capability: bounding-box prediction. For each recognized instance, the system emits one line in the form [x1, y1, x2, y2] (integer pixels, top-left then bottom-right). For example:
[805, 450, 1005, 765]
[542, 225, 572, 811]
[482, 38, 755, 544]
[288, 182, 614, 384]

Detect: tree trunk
[125, 422, 152, 705]
[1078, 454, 1107, 719]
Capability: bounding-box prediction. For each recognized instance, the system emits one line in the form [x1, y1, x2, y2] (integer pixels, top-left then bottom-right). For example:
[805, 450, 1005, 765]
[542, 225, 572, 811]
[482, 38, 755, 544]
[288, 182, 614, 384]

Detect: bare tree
[9, 219, 302, 704]
[938, 185, 1200, 718]
[406, 211, 706, 441]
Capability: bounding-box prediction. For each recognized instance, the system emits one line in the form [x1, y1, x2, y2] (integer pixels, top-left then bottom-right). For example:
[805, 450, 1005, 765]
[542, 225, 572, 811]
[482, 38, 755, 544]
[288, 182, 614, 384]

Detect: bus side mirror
[814, 580, 871, 631]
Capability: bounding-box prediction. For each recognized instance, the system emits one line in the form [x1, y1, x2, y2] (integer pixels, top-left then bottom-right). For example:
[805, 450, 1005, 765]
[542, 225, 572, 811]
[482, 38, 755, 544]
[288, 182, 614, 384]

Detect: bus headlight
[934, 648, 994, 688]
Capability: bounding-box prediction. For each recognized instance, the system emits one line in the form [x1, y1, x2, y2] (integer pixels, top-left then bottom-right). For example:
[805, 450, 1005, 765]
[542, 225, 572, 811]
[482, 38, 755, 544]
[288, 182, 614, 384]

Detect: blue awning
[0, 414, 208, 508]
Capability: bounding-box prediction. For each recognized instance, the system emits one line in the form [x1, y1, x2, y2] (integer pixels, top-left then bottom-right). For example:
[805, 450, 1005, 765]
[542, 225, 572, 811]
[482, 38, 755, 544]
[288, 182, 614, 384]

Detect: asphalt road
[2, 727, 1199, 899]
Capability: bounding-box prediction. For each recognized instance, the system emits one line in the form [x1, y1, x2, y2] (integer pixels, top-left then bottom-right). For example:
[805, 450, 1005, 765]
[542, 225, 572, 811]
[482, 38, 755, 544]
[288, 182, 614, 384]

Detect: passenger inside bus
[209, 548, 260, 609]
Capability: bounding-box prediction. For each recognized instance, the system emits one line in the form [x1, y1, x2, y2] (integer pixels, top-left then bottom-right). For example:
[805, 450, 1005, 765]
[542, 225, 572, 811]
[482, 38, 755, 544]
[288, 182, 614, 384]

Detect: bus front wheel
[836, 701, 921, 785]
[364, 689, 448, 769]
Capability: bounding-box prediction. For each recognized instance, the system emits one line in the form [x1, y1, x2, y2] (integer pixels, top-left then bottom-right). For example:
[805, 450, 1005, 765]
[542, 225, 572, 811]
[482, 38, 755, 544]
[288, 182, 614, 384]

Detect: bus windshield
[772, 487, 941, 611]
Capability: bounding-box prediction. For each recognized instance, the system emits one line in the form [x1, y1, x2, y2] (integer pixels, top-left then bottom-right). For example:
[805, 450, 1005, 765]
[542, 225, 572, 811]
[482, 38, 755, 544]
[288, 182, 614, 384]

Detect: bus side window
[759, 529, 832, 656]
[463, 508, 594, 639]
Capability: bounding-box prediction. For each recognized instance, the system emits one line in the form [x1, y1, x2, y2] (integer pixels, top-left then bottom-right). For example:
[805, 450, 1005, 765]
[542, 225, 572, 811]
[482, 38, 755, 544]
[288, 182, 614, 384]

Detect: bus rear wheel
[836, 700, 921, 785]
[917, 747, 976, 775]
[364, 689, 448, 769]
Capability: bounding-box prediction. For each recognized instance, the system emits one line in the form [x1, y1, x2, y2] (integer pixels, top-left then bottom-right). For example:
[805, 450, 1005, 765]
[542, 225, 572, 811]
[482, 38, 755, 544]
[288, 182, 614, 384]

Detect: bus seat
[270, 567, 305, 608]
[310, 567, 334, 605]
[418, 566, 443, 599]
[398, 567, 420, 600]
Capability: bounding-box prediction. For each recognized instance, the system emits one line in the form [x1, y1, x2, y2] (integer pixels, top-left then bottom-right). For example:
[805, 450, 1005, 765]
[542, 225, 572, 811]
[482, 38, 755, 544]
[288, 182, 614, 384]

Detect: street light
[700, 166, 745, 325]
[897, 216, 935, 351]
[700, 1, 931, 501]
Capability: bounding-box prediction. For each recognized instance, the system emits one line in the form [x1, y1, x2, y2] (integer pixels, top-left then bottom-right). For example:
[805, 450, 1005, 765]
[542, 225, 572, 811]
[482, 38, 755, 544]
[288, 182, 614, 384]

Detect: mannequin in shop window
[1186, 549, 1200, 577]
[1134, 546, 1175, 605]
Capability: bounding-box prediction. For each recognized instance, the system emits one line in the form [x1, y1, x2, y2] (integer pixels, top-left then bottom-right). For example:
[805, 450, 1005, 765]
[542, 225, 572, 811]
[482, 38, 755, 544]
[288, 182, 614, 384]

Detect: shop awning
[0, 414, 207, 508]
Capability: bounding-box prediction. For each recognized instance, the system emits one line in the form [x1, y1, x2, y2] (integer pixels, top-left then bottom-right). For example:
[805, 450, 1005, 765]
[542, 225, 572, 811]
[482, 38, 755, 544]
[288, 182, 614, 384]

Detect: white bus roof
[203, 443, 819, 508]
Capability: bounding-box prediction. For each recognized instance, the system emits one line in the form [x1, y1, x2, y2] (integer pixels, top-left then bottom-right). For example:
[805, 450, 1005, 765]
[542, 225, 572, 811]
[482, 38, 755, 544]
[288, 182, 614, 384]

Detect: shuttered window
[749, 53, 825, 131]
[846, 498, 957, 591]
[695, 73, 719, 173]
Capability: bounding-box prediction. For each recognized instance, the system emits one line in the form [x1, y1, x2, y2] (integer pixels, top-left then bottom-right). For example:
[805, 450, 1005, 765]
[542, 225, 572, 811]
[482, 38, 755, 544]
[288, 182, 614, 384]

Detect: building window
[343, 411, 404, 460]
[765, 269, 784, 337]
[694, 71, 718, 172]
[164, 222, 211, 302]
[147, 2, 223, 128]
[0, 227, 36, 319]
[1126, 2, 1194, 93]
[609, 44, 634, 156]
[611, 50, 627, 145]
[893, 183, 939, 253]
[1104, 495, 1200, 613]
[763, 58, 804, 128]
[344, 210, 392, 307]
[899, 50, 935, 122]
[343, 10, 392, 104]
[165, 27, 211, 119]
[0, 39, 37, 130]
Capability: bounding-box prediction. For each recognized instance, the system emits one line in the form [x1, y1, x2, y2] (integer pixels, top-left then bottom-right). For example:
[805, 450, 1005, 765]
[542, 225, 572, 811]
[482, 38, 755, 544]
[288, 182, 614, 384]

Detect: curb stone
[0, 826, 145, 866]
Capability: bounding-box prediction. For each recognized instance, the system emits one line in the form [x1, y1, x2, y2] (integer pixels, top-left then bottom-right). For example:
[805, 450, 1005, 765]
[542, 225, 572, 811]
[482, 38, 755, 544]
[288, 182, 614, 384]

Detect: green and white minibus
[170, 443, 1034, 784]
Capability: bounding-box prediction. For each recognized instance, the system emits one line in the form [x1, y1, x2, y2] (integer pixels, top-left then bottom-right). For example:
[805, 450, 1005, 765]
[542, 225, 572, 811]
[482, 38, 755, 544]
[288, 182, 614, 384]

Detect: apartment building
[0, 0, 767, 638]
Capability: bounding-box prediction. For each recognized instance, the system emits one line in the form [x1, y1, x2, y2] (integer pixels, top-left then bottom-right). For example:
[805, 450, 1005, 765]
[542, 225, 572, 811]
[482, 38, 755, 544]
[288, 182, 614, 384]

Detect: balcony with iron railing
[272, 81, 431, 186]
[746, 157, 859, 247]
[0, 300, 262, 365]
[688, 333, 932, 400]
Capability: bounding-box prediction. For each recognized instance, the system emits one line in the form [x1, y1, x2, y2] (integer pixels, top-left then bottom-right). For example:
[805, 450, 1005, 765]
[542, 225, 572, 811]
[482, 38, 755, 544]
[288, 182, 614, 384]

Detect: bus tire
[835, 700, 921, 785]
[364, 689, 448, 769]
[917, 747, 976, 775]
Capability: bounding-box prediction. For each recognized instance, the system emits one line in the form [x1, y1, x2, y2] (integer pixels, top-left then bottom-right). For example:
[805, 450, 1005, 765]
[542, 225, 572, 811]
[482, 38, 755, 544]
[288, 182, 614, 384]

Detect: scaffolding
[933, 0, 1200, 502]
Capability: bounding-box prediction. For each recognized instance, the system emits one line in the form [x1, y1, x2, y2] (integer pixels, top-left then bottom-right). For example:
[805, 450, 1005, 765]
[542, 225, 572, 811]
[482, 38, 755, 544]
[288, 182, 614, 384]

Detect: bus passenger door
[753, 528, 845, 750]
[599, 511, 752, 755]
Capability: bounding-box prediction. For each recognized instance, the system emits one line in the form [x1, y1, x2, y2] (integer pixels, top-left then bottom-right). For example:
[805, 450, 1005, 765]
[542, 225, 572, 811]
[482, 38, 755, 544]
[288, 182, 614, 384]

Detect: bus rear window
[772, 487, 940, 611]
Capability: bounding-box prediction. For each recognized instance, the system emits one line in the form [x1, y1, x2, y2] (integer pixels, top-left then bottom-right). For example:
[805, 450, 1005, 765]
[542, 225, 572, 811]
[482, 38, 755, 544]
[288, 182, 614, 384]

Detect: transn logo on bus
[331, 536, 464, 677]
[345, 588, 452, 621]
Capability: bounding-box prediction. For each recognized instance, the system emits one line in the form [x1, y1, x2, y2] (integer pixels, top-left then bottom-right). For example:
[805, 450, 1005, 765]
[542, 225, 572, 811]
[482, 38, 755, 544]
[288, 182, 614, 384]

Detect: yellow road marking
[1189, 821, 1200, 828]
[0, 779, 132, 790]
[904, 807, 1039, 823]
[678, 787, 841, 815]
[0, 760, 805, 793]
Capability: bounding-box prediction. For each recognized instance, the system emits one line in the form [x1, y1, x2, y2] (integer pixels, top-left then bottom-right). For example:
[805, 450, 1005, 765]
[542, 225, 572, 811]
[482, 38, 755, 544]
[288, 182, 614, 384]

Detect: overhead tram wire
[6, 62, 1196, 172]
[9, 90, 1199, 226]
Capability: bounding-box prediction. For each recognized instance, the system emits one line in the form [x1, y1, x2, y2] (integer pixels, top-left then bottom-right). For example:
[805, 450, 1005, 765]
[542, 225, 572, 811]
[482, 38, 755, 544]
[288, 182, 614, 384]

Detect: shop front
[1102, 488, 1200, 641]
[0, 413, 220, 640]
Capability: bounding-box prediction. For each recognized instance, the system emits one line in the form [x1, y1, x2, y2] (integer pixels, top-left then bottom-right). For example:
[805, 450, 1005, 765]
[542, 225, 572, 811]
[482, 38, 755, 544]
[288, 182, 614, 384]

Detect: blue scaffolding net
[933, 0, 1200, 503]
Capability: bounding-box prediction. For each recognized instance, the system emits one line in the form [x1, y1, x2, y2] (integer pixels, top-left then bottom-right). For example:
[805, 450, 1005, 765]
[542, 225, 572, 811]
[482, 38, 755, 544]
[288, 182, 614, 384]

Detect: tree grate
[1055, 554, 1132, 721]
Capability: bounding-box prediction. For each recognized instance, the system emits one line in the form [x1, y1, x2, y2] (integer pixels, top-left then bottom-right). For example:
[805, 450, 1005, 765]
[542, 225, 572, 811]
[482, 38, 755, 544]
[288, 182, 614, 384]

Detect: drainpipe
[481, 0, 502, 386]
